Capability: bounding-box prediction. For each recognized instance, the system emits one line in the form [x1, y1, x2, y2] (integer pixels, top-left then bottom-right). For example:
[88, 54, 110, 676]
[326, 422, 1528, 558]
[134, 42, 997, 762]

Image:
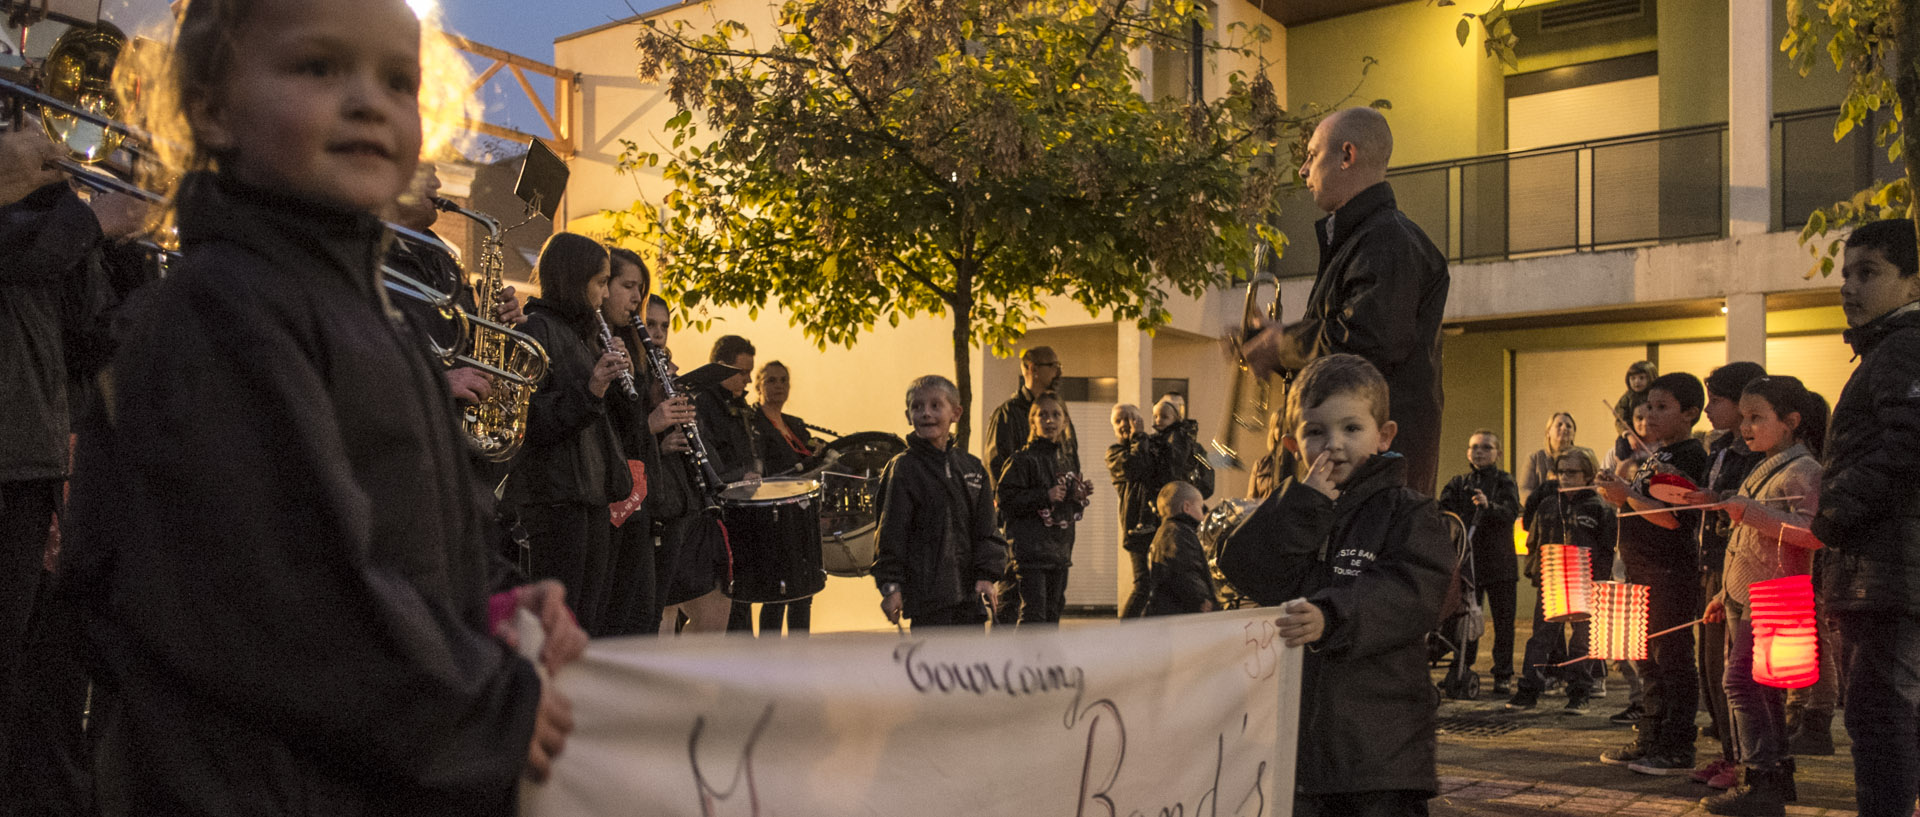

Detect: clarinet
[593, 312, 640, 401]
[634, 332, 726, 500]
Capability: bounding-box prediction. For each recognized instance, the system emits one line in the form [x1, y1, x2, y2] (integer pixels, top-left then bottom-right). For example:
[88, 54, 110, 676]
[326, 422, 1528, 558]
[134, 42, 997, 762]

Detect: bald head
[1322, 107, 1393, 170]
[1301, 107, 1395, 212]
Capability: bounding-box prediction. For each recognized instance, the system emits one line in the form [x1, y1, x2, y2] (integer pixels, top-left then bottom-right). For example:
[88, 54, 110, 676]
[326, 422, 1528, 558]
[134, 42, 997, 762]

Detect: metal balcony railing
[1273, 124, 1730, 278]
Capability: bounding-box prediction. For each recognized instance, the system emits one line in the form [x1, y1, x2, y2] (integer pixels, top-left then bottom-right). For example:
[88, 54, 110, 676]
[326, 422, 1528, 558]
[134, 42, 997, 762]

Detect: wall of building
[1283, 3, 1506, 164]
[1439, 303, 1849, 477]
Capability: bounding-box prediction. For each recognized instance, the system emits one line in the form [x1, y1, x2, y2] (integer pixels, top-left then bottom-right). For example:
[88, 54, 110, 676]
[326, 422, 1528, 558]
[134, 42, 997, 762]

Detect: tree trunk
[1901, 0, 1920, 243]
[952, 284, 975, 453]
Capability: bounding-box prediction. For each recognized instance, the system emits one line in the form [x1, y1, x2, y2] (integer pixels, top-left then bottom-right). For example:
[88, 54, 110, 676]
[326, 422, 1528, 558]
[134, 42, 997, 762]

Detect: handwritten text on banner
[522, 607, 1303, 817]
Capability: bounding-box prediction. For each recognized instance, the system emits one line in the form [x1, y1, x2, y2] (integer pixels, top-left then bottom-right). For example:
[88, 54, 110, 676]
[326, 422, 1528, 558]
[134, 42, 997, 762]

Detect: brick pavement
[1427, 676, 1857, 816]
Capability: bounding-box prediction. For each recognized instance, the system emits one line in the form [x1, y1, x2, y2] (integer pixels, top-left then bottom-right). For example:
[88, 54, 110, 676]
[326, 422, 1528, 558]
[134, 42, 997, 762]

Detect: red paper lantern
[1749, 574, 1819, 689]
[1589, 581, 1649, 661]
[1539, 544, 1592, 623]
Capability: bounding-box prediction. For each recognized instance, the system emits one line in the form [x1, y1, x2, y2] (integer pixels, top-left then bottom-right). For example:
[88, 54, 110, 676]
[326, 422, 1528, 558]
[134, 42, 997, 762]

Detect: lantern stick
[1616, 497, 1805, 518]
[1549, 616, 1707, 666]
[1558, 485, 1599, 493]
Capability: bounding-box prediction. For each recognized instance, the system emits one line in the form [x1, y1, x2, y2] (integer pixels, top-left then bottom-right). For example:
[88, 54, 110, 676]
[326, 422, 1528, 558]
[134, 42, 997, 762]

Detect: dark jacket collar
[1169, 511, 1202, 528]
[1023, 436, 1060, 455]
[1317, 181, 1396, 250]
[906, 432, 955, 459]
[176, 172, 390, 300]
[1844, 301, 1920, 356]
[1333, 452, 1408, 519]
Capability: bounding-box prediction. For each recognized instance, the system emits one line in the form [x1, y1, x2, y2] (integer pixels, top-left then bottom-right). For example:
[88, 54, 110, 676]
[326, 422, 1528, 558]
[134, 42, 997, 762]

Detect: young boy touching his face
[1217, 354, 1453, 817]
[873, 375, 1007, 629]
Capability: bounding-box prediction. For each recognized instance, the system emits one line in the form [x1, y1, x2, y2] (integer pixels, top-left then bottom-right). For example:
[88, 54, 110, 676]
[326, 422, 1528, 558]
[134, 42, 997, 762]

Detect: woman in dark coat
[502, 233, 631, 634]
[749, 361, 819, 635]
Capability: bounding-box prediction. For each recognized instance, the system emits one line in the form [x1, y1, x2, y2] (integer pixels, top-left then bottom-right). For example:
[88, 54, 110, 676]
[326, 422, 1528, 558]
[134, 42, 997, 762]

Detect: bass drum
[721, 477, 826, 603]
[801, 432, 907, 577]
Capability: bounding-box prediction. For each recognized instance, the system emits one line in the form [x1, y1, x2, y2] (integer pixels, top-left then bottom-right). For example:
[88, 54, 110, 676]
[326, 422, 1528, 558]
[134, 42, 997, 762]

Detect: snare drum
[804, 432, 906, 577]
[720, 477, 826, 603]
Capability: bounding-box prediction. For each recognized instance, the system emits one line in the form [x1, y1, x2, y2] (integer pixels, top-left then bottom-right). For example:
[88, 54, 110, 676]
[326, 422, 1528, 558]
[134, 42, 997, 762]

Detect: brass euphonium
[429, 196, 551, 462]
[1212, 243, 1281, 471]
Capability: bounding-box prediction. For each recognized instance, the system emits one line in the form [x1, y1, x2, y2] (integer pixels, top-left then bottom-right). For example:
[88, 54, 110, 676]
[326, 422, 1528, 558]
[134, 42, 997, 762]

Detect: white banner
[522, 607, 1302, 817]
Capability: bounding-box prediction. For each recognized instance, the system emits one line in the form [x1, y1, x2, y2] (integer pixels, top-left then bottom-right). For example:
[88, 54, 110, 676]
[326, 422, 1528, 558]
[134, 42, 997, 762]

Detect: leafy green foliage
[1781, 0, 1918, 278]
[1434, 0, 1521, 70]
[616, 0, 1314, 447]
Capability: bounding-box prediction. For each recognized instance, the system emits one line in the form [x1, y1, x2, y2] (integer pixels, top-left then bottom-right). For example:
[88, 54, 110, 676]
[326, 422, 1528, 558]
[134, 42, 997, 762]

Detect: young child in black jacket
[1216, 354, 1453, 815]
[997, 394, 1091, 625]
[1145, 481, 1213, 616]
[1512, 449, 1616, 712]
[874, 375, 1007, 629]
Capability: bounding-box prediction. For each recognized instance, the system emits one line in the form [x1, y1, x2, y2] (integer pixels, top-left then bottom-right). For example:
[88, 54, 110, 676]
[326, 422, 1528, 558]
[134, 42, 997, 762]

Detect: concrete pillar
[1725, 292, 1767, 367]
[1117, 324, 1154, 414]
[1729, 0, 1773, 235]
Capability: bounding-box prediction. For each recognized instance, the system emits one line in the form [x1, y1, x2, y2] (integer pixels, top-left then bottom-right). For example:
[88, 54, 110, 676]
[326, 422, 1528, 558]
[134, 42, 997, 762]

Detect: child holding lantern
[1695, 375, 1826, 816]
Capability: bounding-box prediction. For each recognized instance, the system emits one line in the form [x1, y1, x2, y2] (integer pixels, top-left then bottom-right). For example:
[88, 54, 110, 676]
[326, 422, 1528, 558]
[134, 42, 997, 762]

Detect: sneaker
[1593, 676, 1608, 698]
[1505, 689, 1539, 710]
[1707, 764, 1738, 790]
[1608, 703, 1644, 725]
[1492, 678, 1513, 696]
[1690, 758, 1736, 785]
[1629, 753, 1697, 776]
[1600, 742, 1649, 766]
[1564, 691, 1592, 713]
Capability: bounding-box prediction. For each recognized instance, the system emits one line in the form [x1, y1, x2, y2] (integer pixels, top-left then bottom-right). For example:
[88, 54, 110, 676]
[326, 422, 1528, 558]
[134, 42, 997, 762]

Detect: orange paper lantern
[1589, 581, 1649, 661]
[1748, 574, 1819, 689]
[1539, 544, 1593, 623]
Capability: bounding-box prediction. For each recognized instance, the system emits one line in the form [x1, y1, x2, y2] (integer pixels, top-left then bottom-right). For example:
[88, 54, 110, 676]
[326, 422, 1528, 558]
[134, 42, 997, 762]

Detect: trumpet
[0, 26, 550, 393]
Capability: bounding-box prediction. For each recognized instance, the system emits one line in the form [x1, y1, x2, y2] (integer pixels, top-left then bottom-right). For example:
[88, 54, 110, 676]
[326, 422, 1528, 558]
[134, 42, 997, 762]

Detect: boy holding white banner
[1216, 354, 1453, 817]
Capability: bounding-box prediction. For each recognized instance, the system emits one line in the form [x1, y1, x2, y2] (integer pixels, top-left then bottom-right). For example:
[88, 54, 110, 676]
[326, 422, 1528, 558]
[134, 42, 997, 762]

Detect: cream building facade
[540, 0, 1871, 627]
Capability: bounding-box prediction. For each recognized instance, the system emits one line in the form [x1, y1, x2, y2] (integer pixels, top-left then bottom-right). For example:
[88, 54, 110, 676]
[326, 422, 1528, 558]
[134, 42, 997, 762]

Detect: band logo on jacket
[1331, 546, 1378, 578]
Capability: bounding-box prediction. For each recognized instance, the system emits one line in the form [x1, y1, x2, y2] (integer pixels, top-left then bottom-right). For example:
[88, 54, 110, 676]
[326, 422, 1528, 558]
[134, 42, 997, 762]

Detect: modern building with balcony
[545, 0, 1871, 621]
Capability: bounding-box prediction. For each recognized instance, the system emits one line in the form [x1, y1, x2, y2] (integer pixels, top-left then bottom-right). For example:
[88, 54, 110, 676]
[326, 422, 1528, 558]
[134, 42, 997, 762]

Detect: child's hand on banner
[1275, 598, 1325, 647]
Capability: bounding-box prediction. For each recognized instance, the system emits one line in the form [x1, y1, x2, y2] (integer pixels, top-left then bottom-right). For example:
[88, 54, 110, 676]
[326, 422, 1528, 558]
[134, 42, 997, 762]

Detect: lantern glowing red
[1589, 581, 1649, 661]
[1748, 574, 1819, 689]
[1539, 544, 1592, 623]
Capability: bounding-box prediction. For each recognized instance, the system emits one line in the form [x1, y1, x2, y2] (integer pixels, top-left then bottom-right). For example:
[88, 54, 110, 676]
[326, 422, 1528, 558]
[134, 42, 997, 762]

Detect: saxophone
[635, 332, 725, 505]
[430, 196, 551, 462]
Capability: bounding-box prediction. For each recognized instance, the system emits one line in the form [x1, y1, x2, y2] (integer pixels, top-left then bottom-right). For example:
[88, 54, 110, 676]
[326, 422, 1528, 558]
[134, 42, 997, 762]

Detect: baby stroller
[1430, 509, 1484, 700]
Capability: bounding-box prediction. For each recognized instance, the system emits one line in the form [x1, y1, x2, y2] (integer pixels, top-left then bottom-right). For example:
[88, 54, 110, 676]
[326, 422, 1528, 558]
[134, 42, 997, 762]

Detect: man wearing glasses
[985, 347, 1079, 624]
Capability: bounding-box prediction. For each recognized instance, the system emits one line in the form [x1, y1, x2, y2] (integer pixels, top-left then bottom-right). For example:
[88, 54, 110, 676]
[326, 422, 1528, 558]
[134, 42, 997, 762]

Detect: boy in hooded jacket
[1815, 219, 1920, 817]
[1217, 354, 1453, 816]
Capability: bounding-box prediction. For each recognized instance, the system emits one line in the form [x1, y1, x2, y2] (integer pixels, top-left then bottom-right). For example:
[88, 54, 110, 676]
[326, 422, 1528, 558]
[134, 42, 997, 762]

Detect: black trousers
[1016, 565, 1068, 625]
[1635, 574, 1702, 756]
[1120, 549, 1151, 619]
[0, 479, 57, 783]
[1518, 581, 1594, 696]
[1, 570, 93, 817]
[1839, 610, 1920, 817]
[758, 598, 811, 636]
[521, 502, 612, 635]
[1698, 569, 1732, 761]
[600, 512, 656, 637]
[1457, 578, 1518, 681]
